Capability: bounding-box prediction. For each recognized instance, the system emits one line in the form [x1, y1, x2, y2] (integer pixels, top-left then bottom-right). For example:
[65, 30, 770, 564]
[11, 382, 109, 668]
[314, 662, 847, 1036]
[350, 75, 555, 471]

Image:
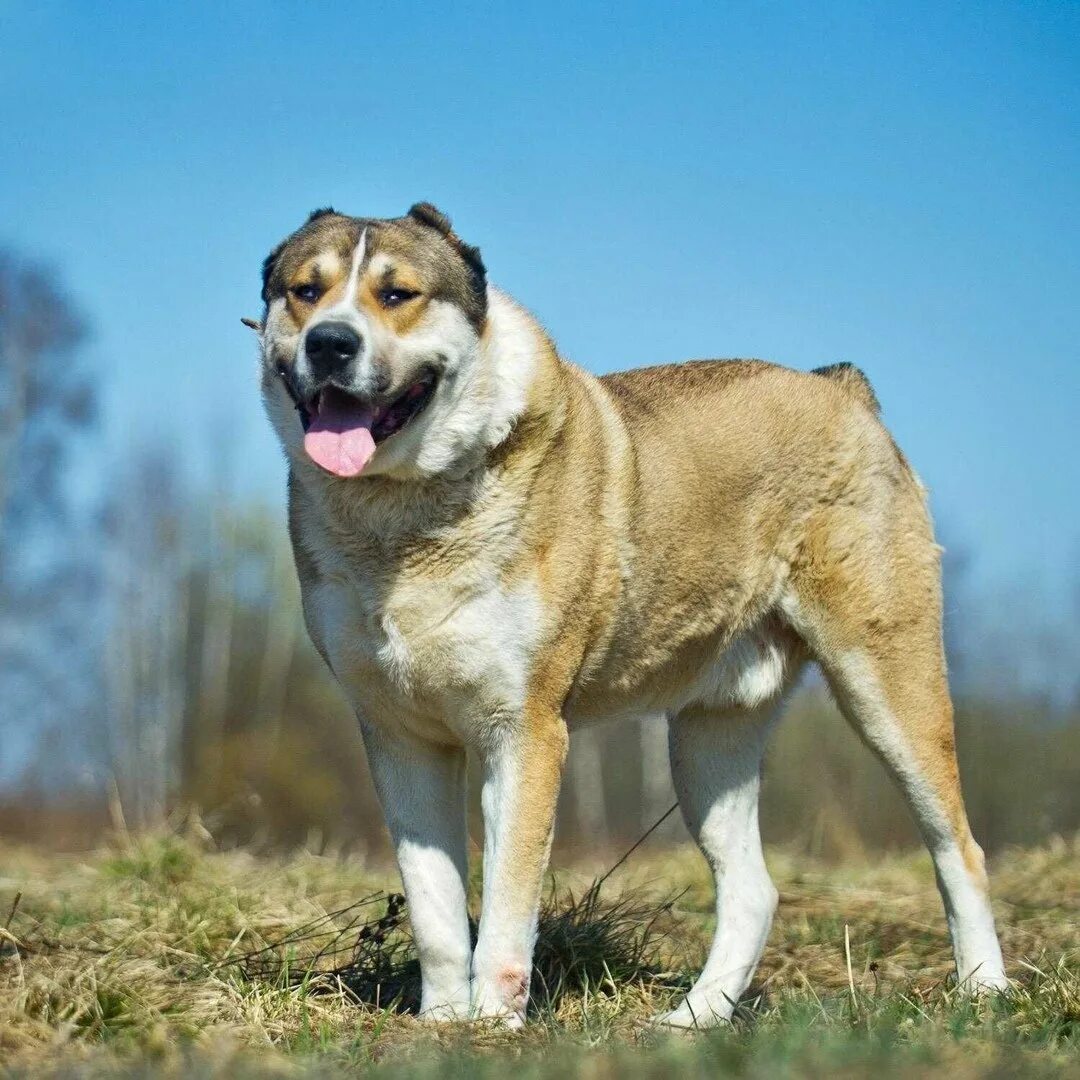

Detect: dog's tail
[811, 362, 880, 415]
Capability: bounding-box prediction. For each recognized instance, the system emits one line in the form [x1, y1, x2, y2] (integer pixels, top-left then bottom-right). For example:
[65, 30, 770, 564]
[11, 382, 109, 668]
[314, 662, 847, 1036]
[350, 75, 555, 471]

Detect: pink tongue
[303, 389, 377, 477]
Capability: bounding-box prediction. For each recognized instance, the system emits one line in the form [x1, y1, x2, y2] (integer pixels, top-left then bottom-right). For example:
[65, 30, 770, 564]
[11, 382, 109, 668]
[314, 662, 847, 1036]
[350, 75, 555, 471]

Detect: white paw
[471, 964, 529, 1028]
[418, 1001, 469, 1023]
[469, 989, 525, 1028]
[418, 982, 472, 1022]
[473, 1007, 525, 1030]
[960, 968, 1010, 995]
[651, 997, 734, 1030]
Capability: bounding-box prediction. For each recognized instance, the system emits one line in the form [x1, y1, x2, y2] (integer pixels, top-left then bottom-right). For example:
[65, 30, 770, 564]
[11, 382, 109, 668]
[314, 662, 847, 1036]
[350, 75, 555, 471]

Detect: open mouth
[297, 369, 438, 478]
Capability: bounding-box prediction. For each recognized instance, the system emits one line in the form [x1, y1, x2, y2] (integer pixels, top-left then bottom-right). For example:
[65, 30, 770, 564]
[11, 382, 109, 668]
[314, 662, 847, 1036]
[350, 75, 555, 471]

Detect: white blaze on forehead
[339, 227, 367, 311]
[319, 228, 368, 317]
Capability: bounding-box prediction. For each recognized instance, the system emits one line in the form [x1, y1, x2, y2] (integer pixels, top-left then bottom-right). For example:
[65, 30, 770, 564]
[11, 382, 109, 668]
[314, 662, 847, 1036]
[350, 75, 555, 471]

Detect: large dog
[253, 203, 1007, 1027]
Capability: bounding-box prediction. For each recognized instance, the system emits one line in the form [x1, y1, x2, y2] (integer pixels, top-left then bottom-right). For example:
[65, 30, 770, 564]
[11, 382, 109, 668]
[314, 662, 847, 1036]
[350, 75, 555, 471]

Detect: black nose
[304, 321, 362, 380]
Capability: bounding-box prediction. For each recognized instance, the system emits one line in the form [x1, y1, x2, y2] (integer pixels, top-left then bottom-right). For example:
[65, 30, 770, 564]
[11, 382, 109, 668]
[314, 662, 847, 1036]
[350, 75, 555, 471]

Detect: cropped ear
[407, 202, 487, 291]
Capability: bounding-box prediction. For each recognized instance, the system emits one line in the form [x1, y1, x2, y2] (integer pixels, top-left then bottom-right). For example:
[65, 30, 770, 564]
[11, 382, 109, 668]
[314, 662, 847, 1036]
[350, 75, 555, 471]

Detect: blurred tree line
[0, 252, 101, 795]
[1, 251, 1077, 858]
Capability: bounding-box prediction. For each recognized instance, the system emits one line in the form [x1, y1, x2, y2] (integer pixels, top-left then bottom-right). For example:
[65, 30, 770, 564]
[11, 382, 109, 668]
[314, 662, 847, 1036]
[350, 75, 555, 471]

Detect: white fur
[341, 229, 368, 306]
[304, 570, 543, 748]
[359, 720, 472, 1019]
[364, 300, 492, 479]
[475, 288, 539, 449]
[656, 707, 779, 1027]
[687, 631, 791, 713]
[302, 515, 548, 1020]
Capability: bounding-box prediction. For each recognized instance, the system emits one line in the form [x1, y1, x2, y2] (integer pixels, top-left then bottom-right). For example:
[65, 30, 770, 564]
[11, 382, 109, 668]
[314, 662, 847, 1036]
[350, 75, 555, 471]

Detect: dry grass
[0, 831, 1077, 1077]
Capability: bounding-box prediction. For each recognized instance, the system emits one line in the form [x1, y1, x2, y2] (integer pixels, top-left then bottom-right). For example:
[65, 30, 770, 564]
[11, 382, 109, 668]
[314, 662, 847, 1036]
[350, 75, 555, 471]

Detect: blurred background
[1, 1, 1077, 860]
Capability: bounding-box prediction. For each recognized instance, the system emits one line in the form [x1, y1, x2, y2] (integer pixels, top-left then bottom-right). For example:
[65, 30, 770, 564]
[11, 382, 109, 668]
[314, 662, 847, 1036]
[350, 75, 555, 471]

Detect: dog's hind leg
[653, 704, 780, 1029]
[806, 629, 1006, 991]
[784, 505, 1007, 993]
[359, 721, 473, 1019]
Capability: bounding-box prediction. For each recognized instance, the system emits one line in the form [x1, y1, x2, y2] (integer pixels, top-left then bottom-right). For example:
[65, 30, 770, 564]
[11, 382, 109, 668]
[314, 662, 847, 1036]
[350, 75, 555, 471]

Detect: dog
[251, 203, 1007, 1027]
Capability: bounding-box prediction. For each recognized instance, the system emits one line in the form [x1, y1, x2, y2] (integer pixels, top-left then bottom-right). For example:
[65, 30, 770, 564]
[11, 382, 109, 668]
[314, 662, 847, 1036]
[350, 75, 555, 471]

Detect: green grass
[1, 833, 1077, 1077]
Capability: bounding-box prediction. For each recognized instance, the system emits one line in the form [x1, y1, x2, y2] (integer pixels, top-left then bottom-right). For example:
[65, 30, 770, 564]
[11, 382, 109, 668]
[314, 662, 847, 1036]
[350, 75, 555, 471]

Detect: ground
[0, 831, 1077, 1077]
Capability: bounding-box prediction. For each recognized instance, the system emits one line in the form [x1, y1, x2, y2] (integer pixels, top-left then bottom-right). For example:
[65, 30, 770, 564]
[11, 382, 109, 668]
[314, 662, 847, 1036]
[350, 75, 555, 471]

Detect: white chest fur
[304, 568, 543, 746]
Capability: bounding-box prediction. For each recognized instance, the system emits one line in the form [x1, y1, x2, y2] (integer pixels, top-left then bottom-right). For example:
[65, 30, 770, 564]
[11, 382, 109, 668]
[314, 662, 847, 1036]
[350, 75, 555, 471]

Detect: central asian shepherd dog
[249, 203, 1008, 1028]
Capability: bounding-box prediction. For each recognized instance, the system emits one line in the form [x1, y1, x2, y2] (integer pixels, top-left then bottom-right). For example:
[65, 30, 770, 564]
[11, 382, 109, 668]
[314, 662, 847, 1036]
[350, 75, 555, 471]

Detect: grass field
[1, 831, 1077, 1077]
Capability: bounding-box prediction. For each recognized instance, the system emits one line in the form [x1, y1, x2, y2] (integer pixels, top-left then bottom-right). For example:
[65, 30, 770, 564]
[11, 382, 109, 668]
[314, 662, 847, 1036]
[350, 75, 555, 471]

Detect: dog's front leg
[471, 710, 568, 1026]
[359, 721, 472, 1020]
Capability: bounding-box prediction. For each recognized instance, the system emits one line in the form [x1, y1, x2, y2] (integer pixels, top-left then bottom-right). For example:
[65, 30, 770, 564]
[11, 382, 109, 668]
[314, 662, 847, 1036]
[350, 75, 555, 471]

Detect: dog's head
[257, 203, 521, 481]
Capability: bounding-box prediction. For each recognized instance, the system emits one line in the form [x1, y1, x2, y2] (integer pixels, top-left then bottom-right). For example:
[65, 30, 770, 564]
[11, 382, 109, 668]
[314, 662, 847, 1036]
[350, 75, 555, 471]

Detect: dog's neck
[475, 287, 561, 457]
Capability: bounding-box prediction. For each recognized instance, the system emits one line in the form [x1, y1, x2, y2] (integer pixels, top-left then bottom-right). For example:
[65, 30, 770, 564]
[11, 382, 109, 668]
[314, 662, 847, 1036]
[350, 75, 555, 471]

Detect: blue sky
[2, 0, 1078, 601]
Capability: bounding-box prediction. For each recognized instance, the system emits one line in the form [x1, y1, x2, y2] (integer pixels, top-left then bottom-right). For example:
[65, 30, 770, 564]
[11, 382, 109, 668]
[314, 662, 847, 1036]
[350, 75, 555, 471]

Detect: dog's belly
[565, 618, 802, 728]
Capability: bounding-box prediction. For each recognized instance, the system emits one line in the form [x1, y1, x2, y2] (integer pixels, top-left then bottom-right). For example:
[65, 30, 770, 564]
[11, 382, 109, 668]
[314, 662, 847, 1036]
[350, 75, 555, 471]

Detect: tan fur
[257, 206, 1005, 1024]
[812, 360, 882, 414]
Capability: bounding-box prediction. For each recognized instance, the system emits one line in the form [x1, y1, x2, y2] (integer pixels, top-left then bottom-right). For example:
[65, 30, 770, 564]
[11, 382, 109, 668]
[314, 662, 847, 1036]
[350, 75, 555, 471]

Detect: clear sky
[2, 0, 1078, 601]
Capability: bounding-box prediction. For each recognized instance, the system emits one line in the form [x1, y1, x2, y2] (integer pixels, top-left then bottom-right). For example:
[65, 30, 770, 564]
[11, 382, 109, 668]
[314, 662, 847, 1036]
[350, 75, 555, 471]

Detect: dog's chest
[305, 563, 541, 743]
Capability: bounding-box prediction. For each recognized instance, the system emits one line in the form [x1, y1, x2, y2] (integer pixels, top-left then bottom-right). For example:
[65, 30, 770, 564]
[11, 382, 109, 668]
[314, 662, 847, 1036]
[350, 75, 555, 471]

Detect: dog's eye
[291, 283, 322, 304]
[379, 287, 420, 308]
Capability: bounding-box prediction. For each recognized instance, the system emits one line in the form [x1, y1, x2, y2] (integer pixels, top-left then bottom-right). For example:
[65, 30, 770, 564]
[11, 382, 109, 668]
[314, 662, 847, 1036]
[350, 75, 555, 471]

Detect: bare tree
[102, 455, 191, 828]
[0, 251, 99, 786]
[566, 727, 610, 847]
[638, 714, 676, 834]
[0, 252, 90, 546]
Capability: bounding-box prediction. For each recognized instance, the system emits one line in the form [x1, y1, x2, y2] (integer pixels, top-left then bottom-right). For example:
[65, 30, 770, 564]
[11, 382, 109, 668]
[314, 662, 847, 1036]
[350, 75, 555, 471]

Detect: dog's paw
[417, 1002, 468, 1023]
[470, 964, 528, 1029]
[650, 997, 733, 1031]
[960, 968, 1010, 996]
[473, 1009, 525, 1031]
[417, 984, 472, 1023]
